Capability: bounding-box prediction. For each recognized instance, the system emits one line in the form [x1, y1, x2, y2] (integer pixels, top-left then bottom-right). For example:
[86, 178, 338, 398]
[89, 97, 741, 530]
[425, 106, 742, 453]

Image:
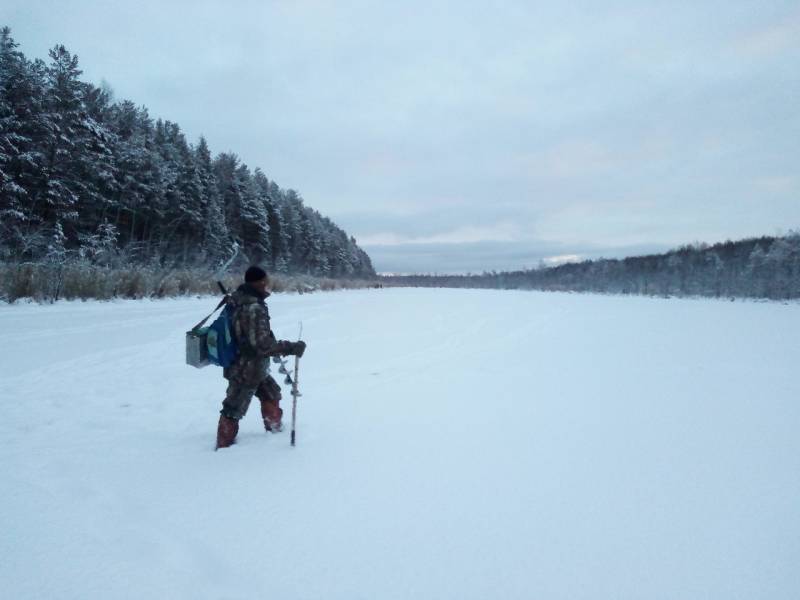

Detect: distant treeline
[0, 27, 375, 278]
[383, 234, 800, 300]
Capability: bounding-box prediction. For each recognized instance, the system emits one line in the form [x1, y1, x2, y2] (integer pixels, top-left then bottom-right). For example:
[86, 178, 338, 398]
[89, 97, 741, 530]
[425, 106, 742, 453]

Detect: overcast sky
[4, 0, 799, 273]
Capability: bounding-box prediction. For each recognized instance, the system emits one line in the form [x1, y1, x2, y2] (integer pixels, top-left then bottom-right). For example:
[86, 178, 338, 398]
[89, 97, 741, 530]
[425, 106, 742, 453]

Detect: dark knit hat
[245, 265, 268, 283]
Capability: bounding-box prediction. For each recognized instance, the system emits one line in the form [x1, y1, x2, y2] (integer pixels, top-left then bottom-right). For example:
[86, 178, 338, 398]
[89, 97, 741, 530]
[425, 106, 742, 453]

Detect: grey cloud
[367, 239, 671, 275]
[5, 0, 799, 274]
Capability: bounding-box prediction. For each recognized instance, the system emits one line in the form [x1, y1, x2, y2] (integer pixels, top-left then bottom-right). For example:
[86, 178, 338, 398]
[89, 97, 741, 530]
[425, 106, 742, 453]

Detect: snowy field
[1, 288, 798, 600]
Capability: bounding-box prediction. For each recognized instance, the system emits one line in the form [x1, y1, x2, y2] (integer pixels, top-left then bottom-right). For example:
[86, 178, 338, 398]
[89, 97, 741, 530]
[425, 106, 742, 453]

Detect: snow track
[1, 289, 799, 599]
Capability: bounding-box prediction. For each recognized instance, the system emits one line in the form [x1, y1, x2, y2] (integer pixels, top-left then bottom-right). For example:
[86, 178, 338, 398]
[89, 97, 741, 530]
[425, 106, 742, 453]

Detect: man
[216, 266, 306, 450]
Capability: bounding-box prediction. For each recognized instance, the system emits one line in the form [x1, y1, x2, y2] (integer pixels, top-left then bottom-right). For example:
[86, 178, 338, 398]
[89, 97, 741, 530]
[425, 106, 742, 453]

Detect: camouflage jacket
[223, 284, 290, 385]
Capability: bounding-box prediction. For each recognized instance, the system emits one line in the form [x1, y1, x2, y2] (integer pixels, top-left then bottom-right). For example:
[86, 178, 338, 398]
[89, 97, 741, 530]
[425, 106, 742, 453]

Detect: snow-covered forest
[0, 27, 375, 298]
[384, 234, 800, 300]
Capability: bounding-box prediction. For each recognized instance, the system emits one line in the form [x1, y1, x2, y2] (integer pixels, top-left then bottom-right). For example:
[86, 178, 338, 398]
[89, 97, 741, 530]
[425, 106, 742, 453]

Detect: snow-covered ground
[1, 288, 798, 599]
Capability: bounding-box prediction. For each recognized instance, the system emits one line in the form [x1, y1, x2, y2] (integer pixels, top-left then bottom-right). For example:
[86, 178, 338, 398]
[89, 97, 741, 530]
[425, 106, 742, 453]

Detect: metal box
[186, 329, 210, 368]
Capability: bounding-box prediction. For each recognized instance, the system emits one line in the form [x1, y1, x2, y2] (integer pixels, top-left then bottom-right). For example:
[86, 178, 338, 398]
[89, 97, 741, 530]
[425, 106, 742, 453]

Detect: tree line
[383, 234, 800, 300]
[0, 27, 375, 278]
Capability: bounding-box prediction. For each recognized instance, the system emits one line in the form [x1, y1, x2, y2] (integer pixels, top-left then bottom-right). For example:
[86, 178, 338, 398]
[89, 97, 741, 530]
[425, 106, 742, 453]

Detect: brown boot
[260, 400, 283, 433]
[215, 415, 239, 450]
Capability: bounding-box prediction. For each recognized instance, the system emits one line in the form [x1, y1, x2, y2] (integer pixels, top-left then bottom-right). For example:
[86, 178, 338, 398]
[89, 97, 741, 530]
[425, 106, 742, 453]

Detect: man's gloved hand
[289, 341, 306, 358]
[270, 340, 306, 358]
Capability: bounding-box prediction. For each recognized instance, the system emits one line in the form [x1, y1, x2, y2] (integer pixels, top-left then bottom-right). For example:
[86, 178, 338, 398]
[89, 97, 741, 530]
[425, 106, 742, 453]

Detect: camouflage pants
[221, 375, 282, 421]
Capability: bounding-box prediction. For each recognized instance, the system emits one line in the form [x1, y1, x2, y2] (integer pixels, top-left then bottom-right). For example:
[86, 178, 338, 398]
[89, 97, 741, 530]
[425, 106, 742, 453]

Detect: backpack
[205, 304, 240, 367]
[186, 298, 240, 369]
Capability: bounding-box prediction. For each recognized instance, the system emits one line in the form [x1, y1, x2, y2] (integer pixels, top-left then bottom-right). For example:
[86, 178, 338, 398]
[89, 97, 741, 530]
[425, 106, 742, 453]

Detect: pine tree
[235, 163, 271, 265]
[270, 186, 292, 272]
[0, 27, 26, 254]
[283, 189, 309, 271]
[0, 27, 49, 257]
[109, 102, 158, 253]
[39, 46, 86, 230]
[45, 220, 68, 300]
[78, 220, 118, 267]
[153, 120, 204, 263]
[254, 168, 282, 270]
[195, 136, 229, 264]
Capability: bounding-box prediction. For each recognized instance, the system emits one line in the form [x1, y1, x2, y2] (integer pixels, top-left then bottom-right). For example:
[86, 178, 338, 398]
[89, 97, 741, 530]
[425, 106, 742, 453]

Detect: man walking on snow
[216, 266, 306, 450]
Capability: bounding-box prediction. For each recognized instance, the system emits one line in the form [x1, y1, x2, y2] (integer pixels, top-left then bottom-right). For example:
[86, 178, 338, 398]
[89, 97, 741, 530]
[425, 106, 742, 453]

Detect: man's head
[245, 265, 269, 295]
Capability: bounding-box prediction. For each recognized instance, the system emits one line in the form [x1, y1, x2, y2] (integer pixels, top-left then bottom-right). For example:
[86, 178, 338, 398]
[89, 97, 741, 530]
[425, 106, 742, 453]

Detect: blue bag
[205, 304, 240, 368]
